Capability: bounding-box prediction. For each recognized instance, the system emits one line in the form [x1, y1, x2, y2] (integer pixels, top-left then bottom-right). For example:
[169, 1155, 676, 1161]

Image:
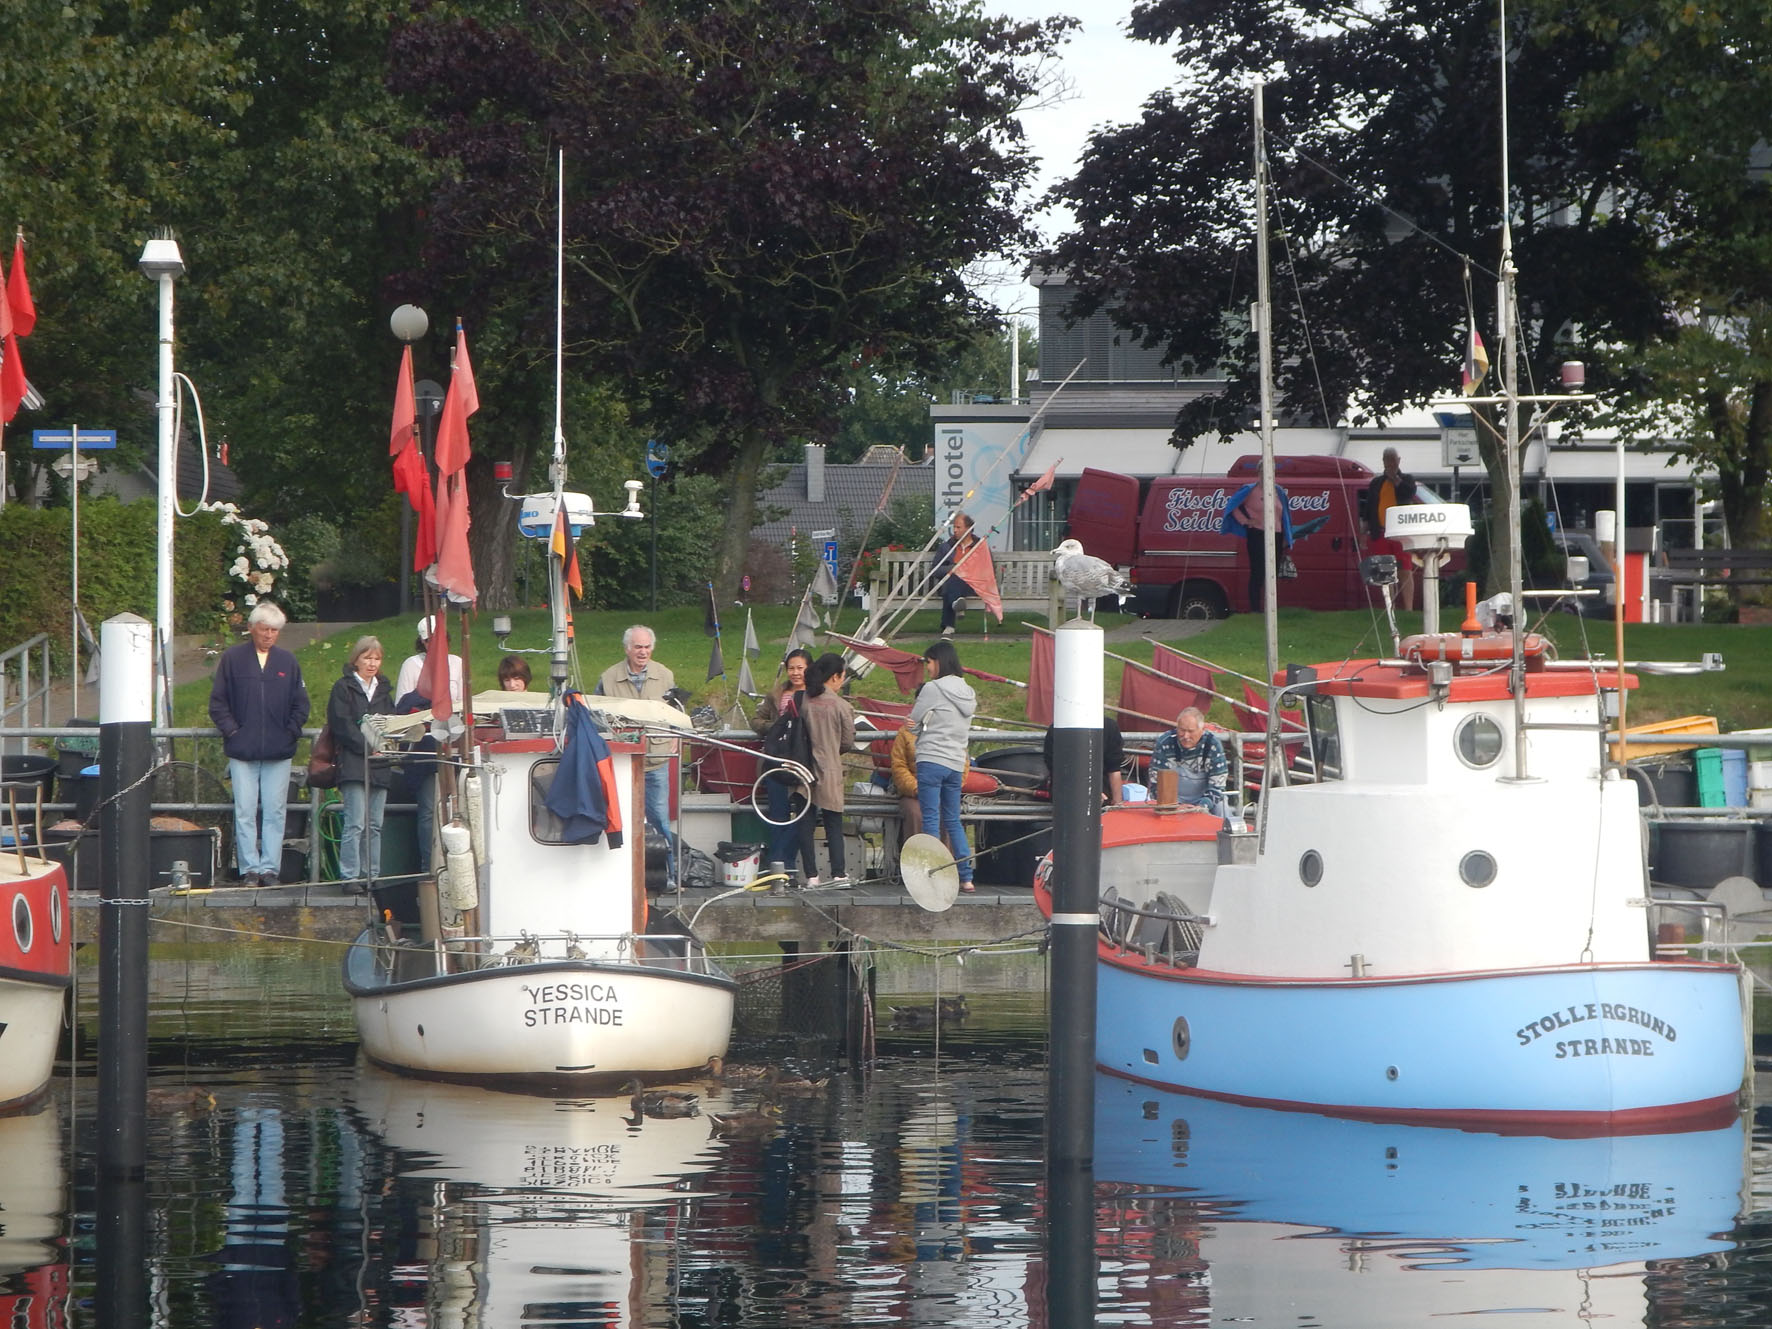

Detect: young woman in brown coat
[802, 652, 857, 886]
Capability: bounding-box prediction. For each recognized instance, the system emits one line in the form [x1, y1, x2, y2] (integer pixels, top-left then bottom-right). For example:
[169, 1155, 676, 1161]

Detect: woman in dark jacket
[327, 635, 395, 885]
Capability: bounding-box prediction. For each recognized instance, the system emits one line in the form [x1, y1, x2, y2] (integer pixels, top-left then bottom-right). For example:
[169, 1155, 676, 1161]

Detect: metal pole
[1253, 81, 1279, 685]
[649, 474, 659, 612]
[151, 269, 179, 726]
[1048, 620, 1102, 1166]
[1046, 619, 1101, 1319]
[71, 425, 80, 717]
[98, 613, 154, 1178]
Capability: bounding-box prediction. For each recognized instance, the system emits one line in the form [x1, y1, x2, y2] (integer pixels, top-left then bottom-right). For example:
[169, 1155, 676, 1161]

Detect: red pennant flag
[433, 323, 477, 477]
[552, 501, 583, 600]
[390, 345, 416, 457]
[952, 538, 1003, 621]
[7, 236, 35, 339]
[433, 472, 477, 603]
[1024, 459, 1060, 496]
[393, 442, 436, 569]
[0, 332, 24, 424]
[417, 612, 453, 722]
[1026, 625, 1054, 727]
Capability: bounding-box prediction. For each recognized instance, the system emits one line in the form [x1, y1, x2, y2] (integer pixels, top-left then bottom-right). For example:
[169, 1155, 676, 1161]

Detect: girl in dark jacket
[327, 636, 395, 886]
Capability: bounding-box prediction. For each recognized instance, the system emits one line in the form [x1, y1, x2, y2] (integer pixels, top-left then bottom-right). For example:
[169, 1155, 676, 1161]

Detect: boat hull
[0, 859, 72, 1112]
[1097, 953, 1747, 1129]
[345, 937, 735, 1090]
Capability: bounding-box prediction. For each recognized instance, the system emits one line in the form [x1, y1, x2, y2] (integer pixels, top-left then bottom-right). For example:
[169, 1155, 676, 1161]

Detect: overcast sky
[977, 2, 1181, 316]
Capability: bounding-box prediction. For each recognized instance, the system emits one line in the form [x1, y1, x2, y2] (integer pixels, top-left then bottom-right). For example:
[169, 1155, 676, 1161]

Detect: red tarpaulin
[1115, 660, 1209, 732]
[1149, 643, 1215, 713]
[828, 633, 927, 694]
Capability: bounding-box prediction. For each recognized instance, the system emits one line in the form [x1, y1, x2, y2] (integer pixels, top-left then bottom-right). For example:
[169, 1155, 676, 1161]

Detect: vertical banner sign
[935, 419, 1034, 550]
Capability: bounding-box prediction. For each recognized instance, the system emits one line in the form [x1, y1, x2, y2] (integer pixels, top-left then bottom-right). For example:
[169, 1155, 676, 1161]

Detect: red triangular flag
[433, 323, 477, 477]
[390, 345, 416, 457]
[0, 333, 24, 424]
[393, 442, 436, 569]
[417, 612, 453, 722]
[7, 236, 35, 339]
[433, 472, 477, 603]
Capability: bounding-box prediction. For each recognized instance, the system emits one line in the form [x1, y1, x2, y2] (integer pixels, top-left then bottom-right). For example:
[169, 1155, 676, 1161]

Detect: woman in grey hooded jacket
[909, 640, 978, 891]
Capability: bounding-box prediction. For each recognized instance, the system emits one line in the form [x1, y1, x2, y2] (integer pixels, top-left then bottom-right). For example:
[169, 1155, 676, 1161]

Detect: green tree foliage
[829, 323, 1036, 462]
[1045, 0, 1667, 579]
[387, 0, 1070, 602]
[1533, 0, 1772, 545]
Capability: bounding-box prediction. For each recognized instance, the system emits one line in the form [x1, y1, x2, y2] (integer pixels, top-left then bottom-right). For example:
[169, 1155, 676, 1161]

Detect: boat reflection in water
[1093, 1075, 1745, 1326]
[0, 1105, 69, 1329]
[351, 1063, 726, 1327]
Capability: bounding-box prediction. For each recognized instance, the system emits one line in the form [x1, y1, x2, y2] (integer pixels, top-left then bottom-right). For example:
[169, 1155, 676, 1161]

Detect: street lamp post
[389, 304, 434, 614]
[139, 236, 185, 723]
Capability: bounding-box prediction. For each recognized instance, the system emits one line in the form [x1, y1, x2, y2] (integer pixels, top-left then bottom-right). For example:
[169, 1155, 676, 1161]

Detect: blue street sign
[33, 429, 117, 449]
[645, 438, 668, 478]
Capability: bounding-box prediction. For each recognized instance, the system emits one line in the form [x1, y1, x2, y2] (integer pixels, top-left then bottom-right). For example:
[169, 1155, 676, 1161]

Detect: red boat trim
[1098, 1065, 1742, 1138]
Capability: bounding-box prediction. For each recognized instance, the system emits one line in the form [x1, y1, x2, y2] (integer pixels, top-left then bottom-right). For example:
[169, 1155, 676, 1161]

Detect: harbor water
[15, 941, 1772, 1326]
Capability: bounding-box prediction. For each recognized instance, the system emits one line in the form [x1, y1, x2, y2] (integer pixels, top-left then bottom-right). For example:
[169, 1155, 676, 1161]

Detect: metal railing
[0, 635, 52, 758]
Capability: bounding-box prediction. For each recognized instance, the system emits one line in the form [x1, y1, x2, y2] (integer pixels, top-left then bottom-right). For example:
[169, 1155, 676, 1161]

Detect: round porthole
[13, 894, 33, 953]
[1299, 850, 1324, 887]
[1460, 851, 1498, 888]
[1172, 1016, 1191, 1060]
[48, 883, 62, 945]
[1456, 714, 1504, 768]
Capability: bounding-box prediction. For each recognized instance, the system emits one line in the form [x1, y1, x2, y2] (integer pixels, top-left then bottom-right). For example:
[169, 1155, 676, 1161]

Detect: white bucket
[715, 842, 762, 887]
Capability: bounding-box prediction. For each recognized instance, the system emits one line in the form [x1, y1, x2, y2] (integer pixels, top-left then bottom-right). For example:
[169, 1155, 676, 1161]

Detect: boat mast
[1253, 81, 1279, 688]
[548, 149, 571, 696]
[1497, 0, 1531, 779]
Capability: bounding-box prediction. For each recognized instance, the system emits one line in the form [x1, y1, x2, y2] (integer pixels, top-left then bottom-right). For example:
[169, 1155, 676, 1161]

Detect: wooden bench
[866, 549, 1062, 628]
[1659, 548, 1772, 585]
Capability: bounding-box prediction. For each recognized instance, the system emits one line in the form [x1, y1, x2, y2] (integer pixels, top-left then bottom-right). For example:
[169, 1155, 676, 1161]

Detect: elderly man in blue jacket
[209, 603, 310, 885]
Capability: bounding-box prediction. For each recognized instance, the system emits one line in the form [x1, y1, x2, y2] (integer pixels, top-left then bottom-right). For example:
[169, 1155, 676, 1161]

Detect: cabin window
[527, 758, 574, 845]
[1303, 695, 1341, 782]
[1460, 850, 1498, 888]
[12, 893, 32, 953]
[1455, 715, 1505, 769]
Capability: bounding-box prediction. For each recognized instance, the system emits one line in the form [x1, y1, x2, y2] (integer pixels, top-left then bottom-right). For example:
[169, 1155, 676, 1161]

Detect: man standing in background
[209, 603, 309, 886]
[1364, 447, 1419, 611]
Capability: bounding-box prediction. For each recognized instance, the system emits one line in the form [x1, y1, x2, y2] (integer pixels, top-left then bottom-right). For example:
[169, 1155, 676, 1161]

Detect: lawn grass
[171, 604, 1772, 737]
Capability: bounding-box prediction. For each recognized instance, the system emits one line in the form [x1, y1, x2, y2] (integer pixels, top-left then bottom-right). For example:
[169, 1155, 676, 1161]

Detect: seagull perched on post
[1051, 539, 1131, 620]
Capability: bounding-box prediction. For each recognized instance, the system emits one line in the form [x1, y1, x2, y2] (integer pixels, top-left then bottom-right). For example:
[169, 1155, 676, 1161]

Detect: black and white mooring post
[1048, 619, 1103, 1161]
[98, 612, 154, 1178]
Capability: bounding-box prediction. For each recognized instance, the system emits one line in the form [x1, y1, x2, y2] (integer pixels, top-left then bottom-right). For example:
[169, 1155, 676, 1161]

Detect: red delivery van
[1069, 454, 1394, 618]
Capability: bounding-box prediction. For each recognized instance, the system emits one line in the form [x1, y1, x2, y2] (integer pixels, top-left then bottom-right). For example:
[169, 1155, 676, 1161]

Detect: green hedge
[0, 498, 233, 670]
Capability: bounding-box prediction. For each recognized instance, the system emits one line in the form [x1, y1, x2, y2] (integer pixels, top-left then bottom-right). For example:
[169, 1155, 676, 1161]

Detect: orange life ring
[1400, 630, 1551, 668]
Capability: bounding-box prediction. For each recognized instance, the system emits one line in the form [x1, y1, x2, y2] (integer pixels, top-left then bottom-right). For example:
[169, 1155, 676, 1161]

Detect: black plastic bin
[969, 746, 1050, 888]
[1, 753, 59, 846]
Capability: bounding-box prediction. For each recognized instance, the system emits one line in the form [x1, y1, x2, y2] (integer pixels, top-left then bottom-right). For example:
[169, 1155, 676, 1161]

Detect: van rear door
[1067, 468, 1142, 567]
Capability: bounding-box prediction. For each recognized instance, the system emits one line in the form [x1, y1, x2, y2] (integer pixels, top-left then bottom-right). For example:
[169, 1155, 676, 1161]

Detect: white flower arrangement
[204, 501, 290, 628]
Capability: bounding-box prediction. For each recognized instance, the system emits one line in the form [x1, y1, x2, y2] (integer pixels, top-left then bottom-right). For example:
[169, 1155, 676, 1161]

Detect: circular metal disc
[900, 833, 960, 913]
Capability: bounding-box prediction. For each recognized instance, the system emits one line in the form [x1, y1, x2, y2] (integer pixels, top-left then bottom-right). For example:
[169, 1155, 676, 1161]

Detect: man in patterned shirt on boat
[1149, 707, 1231, 825]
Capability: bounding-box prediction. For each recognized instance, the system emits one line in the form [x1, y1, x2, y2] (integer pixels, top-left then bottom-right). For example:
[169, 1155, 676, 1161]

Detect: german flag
[552, 501, 583, 600]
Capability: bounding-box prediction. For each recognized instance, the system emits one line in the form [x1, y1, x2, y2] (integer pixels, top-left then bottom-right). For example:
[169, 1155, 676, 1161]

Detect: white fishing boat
[1035, 77, 1752, 1129]
[0, 829, 72, 1111]
[342, 155, 735, 1089]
